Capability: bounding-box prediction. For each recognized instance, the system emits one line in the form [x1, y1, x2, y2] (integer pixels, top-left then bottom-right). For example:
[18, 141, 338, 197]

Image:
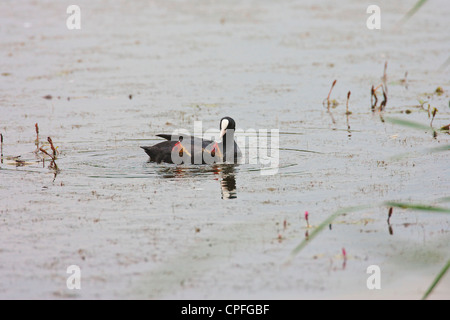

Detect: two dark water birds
[141, 117, 241, 164]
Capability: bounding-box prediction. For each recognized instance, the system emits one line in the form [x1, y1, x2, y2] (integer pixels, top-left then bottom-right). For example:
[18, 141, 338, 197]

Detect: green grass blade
[385, 117, 432, 131]
[422, 260, 450, 300]
[385, 202, 450, 213]
[401, 0, 428, 23]
[287, 205, 369, 261]
[390, 144, 450, 161]
[288, 201, 449, 262]
[427, 145, 450, 153]
[439, 56, 450, 70]
[437, 197, 450, 203]
[385, 117, 449, 161]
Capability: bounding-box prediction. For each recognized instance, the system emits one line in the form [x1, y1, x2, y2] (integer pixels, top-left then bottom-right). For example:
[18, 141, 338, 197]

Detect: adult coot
[141, 117, 241, 164]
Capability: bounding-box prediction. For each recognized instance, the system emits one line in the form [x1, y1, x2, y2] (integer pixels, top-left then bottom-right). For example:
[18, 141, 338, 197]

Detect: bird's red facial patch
[212, 142, 222, 158]
[172, 141, 184, 157]
[172, 141, 181, 152]
[211, 142, 220, 157]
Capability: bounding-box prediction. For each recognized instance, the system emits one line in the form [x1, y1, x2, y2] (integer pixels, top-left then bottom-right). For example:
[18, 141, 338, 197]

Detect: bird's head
[219, 116, 236, 141]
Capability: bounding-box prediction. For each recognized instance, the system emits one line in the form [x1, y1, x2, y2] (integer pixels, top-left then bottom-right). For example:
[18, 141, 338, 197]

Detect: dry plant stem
[346, 113, 351, 136]
[327, 108, 336, 125]
[371, 85, 378, 111]
[35, 123, 40, 152]
[382, 62, 388, 88]
[430, 108, 437, 127]
[39, 147, 54, 160]
[371, 86, 374, 110]
[48, 137, 57, 158]
[51, 160, 59, 171]
[327, 80, 337, 101]
[326, 80, 337, 109]
[380, 85, 388, 111]
[40, 147, 58, 171]
[0, 133, 3, 164]
[346, 91, 351, 114]
[387, 207, 393, 224]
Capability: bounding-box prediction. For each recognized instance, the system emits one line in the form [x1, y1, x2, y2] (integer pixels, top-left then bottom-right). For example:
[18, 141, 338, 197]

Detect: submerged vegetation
[371, 62, 388, 113]
[422, 260, 450, 300]
[34, 123, 60, 171]
[400, 0, 429, 24]
[0, 123, 60, 173]
[288, 201, 450, 297]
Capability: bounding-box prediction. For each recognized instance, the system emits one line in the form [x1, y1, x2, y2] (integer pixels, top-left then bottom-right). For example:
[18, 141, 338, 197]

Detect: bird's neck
[222, 132, 234, 151]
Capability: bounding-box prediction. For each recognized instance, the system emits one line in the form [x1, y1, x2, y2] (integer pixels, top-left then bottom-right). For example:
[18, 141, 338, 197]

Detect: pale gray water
[0, 0, 449, 299]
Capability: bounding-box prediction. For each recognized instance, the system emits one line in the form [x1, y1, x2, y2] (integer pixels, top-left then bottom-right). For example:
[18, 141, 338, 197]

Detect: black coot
[141, 117, 241, 164]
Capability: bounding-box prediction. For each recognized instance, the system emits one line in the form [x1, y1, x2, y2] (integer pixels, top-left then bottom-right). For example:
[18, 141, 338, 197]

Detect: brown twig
[0, 133, 3, 164]
[387, 207, 393, 224]
[40, 147, 58, 171]
[441, 124, 450, 133]
[346, 113, 351, 138]
[322, 80, 338, 125]
[32, 124, 60, 172]
[371, 85, 378, 111]
[430, 108, 438, 127]
[39, 147, 53, 159]
[387, 207, 394, 235]
[346, 91, 352, 115]
[380, 85, 388, 111]
[47, 137, 57, 158]
[382, 61, 388, 95]
[371, 62, 389, 112]
[15, 158, 26, 167]
[325, 80, 337, 108]
[35, 123, 40, 152]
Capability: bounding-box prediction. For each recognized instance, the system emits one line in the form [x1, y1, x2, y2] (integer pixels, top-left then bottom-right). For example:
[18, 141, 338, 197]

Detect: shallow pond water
[0, 0, 449, 299]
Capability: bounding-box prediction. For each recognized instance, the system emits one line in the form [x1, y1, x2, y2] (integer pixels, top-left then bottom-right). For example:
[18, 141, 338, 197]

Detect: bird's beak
[219, 118, 229, 142]
[219, 127, 227, 141]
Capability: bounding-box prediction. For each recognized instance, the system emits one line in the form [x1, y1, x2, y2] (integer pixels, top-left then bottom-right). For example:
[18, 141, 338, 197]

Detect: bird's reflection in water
[151, 163, 237, 199]
[217, 164, 237, 199]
